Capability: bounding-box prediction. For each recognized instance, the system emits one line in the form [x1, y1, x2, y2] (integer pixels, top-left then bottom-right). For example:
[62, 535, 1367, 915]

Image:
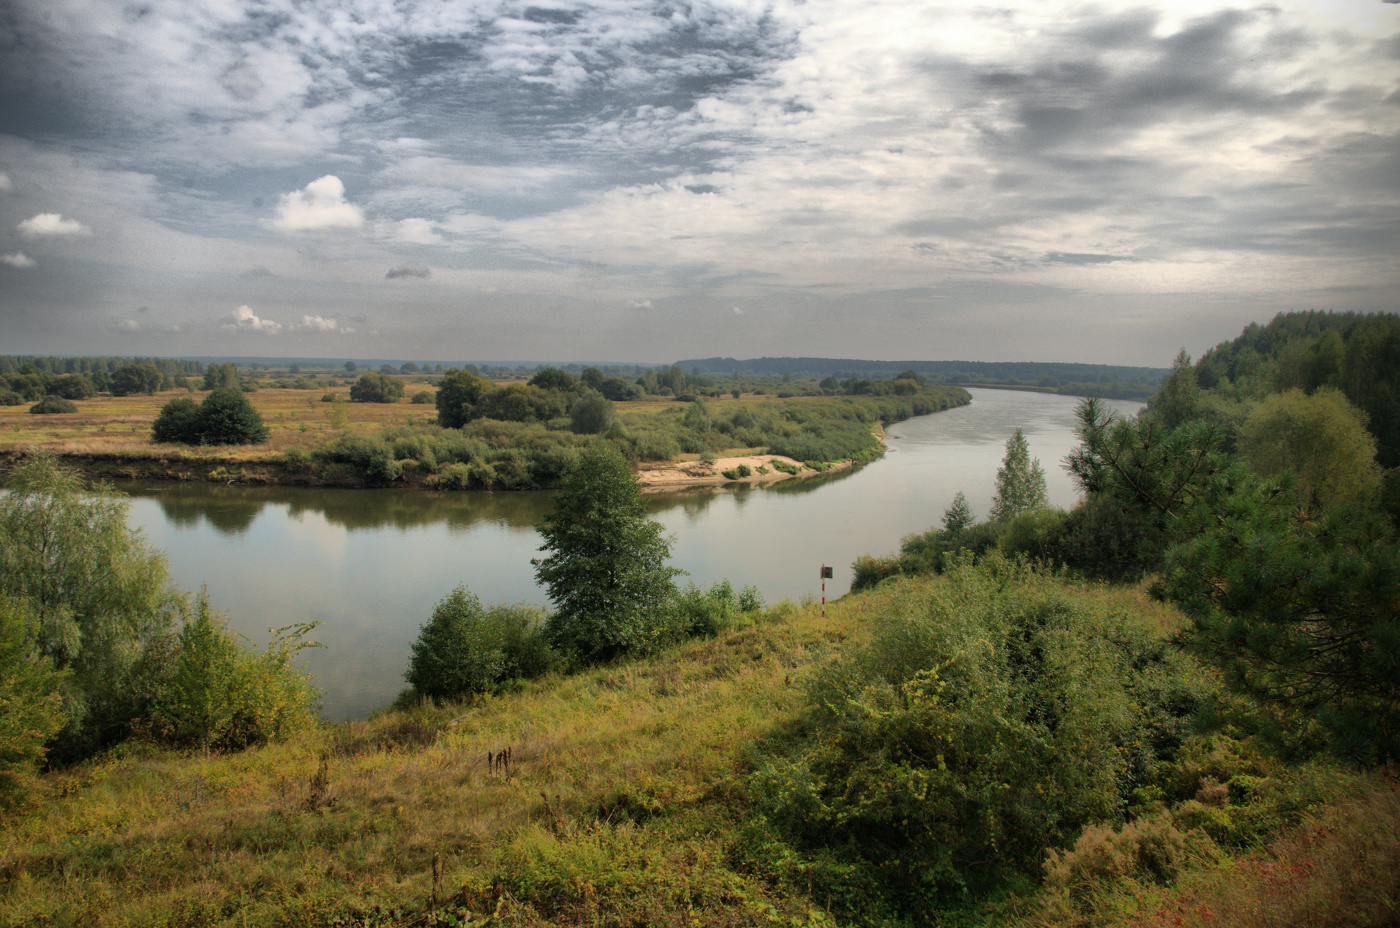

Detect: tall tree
[989, 428, 1048, 523]
[533, 443, 681, 663]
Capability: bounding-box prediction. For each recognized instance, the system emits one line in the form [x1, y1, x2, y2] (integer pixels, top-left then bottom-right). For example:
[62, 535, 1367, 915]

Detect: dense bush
[410, 390, 433, 404]
[569, 390, 616, 434]
[746, 560, 1207, 921]
[0, 596, 67, 808]
[29, 395, 77, 414]
[152, 388, 268, 445]
[405, 587, 554, 701]
[350, 372, 405, 403]
[145, 592, 321, 751]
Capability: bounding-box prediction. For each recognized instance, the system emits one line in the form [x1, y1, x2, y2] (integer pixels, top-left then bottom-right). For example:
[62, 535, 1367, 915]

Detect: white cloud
[628, 298, 653, 309]
[18, 213, 91, 237]
[731, 306, 744, 315]
[394, 218, 442, 244]
[0, 172, 11, 191]
[1, 252, 35, 268]
[269, 176, 364, 233]
[297, 314, 350, 332]
[223, 304, 283, 334]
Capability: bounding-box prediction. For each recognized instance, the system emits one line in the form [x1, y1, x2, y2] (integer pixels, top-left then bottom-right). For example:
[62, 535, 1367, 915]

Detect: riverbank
[1, 386, 941, 491]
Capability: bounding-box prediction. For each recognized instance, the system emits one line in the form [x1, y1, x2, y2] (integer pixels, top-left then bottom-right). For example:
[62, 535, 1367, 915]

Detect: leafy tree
[406, 586, 506, 701]
[0, 596, 68, 808]
[176, 388, 269, 445]
[942, 491, 973, 534]
[29, 395, 77, 414]
[534, 443, 681, 663]
[111, 363, 163, 396]
[49, 374, 95, 400]
[344, 360, 357, 372]
[528, 367, 575, 391]
[569, 390, 616, 434]
[597, 376, 641, 402]
[151, 396, 201, 443]
[1238, 387, 1382, 511]
[1145, 349, 1201, 430]
[0, 457, 183, 760]
[202, 362, 240, 391]
[350, 372, 405, 403]
[989, 428, 1048, 522]
[400, 362, 419, 374]
[580, 367, 605, 390]
[435, 369, 492, 428]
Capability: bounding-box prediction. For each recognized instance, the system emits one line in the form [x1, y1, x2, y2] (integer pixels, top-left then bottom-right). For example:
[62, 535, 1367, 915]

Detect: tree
[529, 367, 575, 391]
[202, 362, 240, 391]
[435, 369, 492, 428]
[0, 596, 68, 808]
[533, 443, 681, 663]
[111, 363, 163, 396]
[350, 372, 405, 403]
[569, 390, 616, 434]
[1238, 387, 1382, 511]
[406, 586, 506, 701]
[0, 457, 183, 760]
[942, 491, 974, 534]
[989, 428, 1047, 522]
[151, 396, 201, 443]
[153, 388, 268, 445]
[344, 361, 357, 372]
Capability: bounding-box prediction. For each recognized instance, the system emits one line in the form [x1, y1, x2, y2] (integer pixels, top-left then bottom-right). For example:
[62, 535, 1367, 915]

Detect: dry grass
[1109, 774, 1400, 928]
[0, 601, 859, 927]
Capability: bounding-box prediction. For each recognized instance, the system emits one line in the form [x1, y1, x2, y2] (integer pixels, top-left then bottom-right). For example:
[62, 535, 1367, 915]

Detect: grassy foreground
[1, 574, 1395, 928]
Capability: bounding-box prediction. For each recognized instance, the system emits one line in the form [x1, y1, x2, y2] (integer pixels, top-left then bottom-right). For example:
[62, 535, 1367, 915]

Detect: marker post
[820, 564, 833, 618]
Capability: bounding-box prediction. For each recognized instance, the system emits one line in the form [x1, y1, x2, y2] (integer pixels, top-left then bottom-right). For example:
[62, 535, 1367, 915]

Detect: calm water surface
[119, 388, 1142, 720]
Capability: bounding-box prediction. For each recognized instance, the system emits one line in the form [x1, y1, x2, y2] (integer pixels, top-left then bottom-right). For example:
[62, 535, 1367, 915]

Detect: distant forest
[678, 356, 1167, 399]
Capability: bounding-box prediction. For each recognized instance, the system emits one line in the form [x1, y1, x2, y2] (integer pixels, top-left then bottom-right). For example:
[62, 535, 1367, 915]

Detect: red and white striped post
[820, 564, 833, 618]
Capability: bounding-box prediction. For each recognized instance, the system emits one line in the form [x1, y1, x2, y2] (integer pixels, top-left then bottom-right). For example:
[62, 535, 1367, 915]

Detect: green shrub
[997, 507, 1068, 563]
[405, 587, 555, 701]
[151, 396, 201, 443]
[152, 389, 268, 445]
[29, 395, 77, 414]
[0, 596, 67, 809]
[349, 372, 404, 403]
[746, 559, 1208, 918]
[410, 390, 433, 404]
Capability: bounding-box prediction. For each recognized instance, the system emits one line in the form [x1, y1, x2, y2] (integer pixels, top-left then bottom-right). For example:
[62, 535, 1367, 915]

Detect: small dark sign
[820, 566, 833, 579]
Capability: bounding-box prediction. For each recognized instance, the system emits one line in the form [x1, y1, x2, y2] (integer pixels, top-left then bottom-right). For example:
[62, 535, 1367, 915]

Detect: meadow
[0, 572, 1393, 928]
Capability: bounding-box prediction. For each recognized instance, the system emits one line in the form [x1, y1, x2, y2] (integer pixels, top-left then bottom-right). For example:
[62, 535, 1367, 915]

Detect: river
[118, 388, 1143, 720]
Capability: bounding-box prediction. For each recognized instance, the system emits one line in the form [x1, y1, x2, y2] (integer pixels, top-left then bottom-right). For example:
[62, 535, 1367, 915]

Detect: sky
[0, 0, 1396, 367]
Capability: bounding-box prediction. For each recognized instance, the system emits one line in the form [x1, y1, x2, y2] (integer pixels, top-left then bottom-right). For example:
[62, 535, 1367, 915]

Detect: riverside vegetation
[2, 312, 1399, 927]
[0, 361, 970, 490]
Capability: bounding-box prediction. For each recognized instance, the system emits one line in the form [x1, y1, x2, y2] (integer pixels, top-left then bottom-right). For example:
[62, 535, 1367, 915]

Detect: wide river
[118, 388, 1142, 720]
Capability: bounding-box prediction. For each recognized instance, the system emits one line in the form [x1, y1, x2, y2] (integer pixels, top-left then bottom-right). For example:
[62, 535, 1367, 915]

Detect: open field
[0, 384, 940, 488]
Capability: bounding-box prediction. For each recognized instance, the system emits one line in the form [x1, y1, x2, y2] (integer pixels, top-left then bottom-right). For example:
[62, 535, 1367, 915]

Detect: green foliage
[202, 362, 240, 391]
[1160, 463, 1400, 765]
[110, 363, 163, 396]
[29, 394, 77, 414]
[997, 507, 1068, 562]
[1238, 387, 1382, 510]
[435, 369, 491, 428]
[150, 396, 201, 443]
[405, 587, 555, 701]
[989, 427, 1048, 522]
[0, 457, 183, 762]
[410, 390, 433, 404]
[528, 367, 575, 391]
[534, 443, 681, 664]
[942, 491, 973, 534]
[568, 390, 616, 435]
[153, 388, 269, 445]
[350, 372, 405, 403]
[0, 596, 68, 808]
[747, 560, 1206, 920]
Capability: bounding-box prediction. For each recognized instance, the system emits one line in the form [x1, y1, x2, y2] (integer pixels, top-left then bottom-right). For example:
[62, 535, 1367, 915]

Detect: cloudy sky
[0, 0, 1396, 366]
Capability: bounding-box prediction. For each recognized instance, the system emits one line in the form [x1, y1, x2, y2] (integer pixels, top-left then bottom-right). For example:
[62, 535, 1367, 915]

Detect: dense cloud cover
[0, 0, 1395, 363]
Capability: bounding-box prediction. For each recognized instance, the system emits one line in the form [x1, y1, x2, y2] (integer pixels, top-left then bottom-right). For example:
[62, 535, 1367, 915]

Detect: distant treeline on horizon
[676, 356, 1168, 386]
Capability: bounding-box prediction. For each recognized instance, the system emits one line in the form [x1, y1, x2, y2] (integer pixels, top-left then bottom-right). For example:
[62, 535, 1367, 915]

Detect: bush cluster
[152, 388, 270, 445]
[745, 559, 1207, 921]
